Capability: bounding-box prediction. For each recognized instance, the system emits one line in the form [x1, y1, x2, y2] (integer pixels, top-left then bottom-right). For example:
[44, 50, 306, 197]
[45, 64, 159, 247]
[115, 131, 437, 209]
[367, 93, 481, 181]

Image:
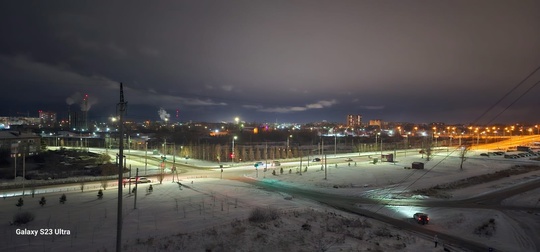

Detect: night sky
[1, 1, 539, 124]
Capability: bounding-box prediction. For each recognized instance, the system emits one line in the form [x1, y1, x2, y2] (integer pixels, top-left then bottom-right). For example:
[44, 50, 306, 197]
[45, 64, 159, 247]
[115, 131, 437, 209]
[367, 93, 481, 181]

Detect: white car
[137, 177, 151, 183]
[126, 177, 151, 184]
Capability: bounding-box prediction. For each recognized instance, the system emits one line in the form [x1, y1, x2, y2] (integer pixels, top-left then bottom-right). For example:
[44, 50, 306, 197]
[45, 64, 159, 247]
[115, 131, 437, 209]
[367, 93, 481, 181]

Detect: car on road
[480, 153, 489, 157]
[313, 158, 321, 162]
[413, 213, 429, 225]
[272, 161, 281, 166]
[126, 177, 151, 184]
[345, 158, 353, 162]
[137, 177, 151, 183]
[254, 161, 265, 167]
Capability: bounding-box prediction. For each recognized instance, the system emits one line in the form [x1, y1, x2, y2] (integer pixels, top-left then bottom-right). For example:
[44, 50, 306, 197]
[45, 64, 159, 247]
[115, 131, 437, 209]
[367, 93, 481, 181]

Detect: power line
[485, 79, 540, 125]
[472, 65, 540, 124]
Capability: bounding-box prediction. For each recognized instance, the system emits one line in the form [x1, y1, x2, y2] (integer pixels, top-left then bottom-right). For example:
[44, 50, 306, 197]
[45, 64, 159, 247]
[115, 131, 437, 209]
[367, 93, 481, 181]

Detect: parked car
[413, 213, 429, 225]
[480, 153, 489, 157]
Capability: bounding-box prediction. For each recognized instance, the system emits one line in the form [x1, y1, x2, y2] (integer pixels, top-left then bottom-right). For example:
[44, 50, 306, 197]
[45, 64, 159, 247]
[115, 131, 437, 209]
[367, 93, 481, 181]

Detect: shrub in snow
[97, 189, 103, 199]
[39, 196, 46, 207]
[59, 194, 67, 204]
[15, 198, 24, 208]
[13, 212, 35, 225]
[474, 218, 496, 237]
[248, 207, 280, 223]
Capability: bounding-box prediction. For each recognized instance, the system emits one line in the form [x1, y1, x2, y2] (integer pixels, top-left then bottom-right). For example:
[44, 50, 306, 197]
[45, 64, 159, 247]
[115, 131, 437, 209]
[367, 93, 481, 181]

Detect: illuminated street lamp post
[231, 136, 237, 165]
[377, 132, 382, 156]
[375, 133, 378, 152]
[432, 127, 437, 147]
[380, 133, 383, 156]
[286, 135, 292, 158]
[144, 141, 148, 176]
[334, 129, 337, 158]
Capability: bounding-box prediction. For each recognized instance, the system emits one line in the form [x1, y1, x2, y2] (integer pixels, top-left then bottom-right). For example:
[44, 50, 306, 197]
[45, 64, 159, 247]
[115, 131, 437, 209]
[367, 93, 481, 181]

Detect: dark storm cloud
[1, 1, 539, 123]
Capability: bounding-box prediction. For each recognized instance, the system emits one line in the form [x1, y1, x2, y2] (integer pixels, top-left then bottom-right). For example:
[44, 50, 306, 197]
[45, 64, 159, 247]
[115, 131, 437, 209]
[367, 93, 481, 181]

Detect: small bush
[374, 227, 393, 238]
[15, 198, 24, 208]
[248, 207, 280, 223]
[13, 212, 35, 225]
[59, 194, 67, 204]
[97, 189, 103, 199]
[301, 223, 311, 231]
[39, 196, 46, 207]
[474, 219, 496, 237]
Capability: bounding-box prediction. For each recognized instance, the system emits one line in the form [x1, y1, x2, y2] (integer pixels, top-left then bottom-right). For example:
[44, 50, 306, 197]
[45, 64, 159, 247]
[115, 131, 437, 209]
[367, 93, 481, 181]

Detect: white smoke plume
[158, 108, 170, 122]
[66, 92, 98, 111]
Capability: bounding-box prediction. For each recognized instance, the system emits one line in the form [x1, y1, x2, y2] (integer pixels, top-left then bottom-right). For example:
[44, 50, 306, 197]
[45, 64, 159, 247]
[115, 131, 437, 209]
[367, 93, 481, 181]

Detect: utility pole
[134, 168, 138, 209]
[145, 141, 148, 176]
[172, 144, 176, 182]
[334, 130, 337, 158]
[116, 83, 127, 252]
[324, 154, 327, 180]
[22, 146, 25, 196]
[299, 151, 302, 175]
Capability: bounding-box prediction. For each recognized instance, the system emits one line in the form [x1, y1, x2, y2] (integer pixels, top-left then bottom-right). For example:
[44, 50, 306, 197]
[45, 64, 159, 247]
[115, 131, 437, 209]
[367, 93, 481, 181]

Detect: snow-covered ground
[1, 147, 539, 251]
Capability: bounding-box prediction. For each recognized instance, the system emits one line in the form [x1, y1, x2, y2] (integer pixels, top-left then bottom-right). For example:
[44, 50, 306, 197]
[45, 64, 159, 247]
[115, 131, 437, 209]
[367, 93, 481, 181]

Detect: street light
[287, 135, 292, 158]
[334, 129, 337, 158]
[375, 132, 378, 152]
[231, 136, 237, 164]
[379, 132, 383, 156]
[144, 141, 148, 176]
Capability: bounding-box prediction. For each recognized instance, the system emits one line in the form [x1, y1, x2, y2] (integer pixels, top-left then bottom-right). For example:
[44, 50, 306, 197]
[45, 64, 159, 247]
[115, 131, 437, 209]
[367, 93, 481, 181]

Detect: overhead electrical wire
[472, 65, 540, 125]
[373, 63, 540, 213]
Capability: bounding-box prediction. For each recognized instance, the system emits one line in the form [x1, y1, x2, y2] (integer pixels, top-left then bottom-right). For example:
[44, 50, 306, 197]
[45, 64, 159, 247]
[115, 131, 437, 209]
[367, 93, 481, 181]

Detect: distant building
[369, 119, 383, 128]
[69, 111, 88, 131]
[39, 110, 57, 127]
[346, 115, 362, 127]
[0, 117, 40, 127]
[0, 131, 41, 156]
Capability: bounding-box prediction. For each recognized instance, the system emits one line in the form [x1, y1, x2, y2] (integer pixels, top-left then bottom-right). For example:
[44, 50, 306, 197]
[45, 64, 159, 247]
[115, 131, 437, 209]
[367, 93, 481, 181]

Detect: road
[11, 140, 540, 251]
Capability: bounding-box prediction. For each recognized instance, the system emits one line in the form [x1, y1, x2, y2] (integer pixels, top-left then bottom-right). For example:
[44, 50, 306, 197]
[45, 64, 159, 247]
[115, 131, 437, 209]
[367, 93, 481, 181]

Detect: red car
[413, 213, 429, 225]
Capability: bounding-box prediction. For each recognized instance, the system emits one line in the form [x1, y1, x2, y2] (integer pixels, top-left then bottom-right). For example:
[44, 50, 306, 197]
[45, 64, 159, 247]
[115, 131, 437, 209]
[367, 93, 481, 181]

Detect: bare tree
[459, 145, 470, 170]
[425, 144, 432, 161]
[100, 179, 109, 190]
[157, 172, 165, 184]
[423, 137, 433, 161]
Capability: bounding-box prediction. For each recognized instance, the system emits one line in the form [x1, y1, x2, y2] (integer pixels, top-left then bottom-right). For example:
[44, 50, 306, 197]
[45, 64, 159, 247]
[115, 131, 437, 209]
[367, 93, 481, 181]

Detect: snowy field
[1, 146, 539, 251]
